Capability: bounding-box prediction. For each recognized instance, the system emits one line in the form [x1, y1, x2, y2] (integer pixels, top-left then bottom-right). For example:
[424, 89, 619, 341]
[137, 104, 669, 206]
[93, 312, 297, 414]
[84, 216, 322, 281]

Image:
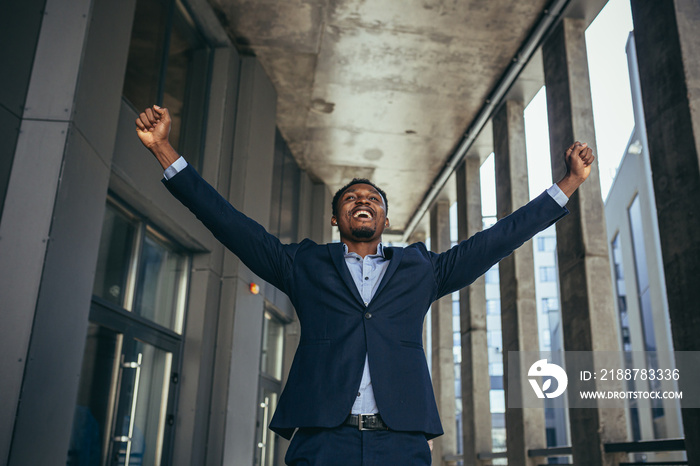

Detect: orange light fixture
[249, 282, 260, 295]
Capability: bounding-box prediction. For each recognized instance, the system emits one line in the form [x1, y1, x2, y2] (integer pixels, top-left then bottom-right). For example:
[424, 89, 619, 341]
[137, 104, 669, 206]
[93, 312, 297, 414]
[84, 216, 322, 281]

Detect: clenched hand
[135, 105, 180, 170]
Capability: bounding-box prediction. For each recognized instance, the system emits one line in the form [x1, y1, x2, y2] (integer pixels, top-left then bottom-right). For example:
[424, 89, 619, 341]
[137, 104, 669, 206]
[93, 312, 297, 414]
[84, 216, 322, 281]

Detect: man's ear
[385, 218, 390, 228]
[331, 216, 337, 226]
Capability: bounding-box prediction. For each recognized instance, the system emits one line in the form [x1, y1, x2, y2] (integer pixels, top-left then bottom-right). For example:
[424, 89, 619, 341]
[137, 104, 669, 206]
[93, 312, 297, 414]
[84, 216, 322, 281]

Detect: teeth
[353, 210, 372, 218]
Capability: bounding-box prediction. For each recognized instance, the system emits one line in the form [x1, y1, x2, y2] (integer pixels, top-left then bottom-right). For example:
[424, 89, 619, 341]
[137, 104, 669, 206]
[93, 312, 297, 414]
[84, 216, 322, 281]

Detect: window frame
[97, 194, 192, 334]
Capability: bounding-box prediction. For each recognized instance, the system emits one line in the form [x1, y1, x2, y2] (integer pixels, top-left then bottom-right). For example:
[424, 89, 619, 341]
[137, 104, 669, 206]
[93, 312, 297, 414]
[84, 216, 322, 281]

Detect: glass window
[492, 425, 506, 452]
[628, 196, 656, 352]
[610, 233, 641, 440]
[260, 311, 285, 380]
[486, 299, 500, 315]
[539, 266, 557, 282]
[485, 265, 499, 284]
[269, 131, 303, 244]
[611, 234, 631, 351]
[537, 236, 556, 252]
[453, 341, 461, 366]
[541, 331, 551, 350]
[487, 329, 502, 349]
[489, 362, 503, 377]
[628, 194, 665, 422]
[122, 0, 169, 112]
[542, 297, 559, 312]
[490, 389, 505, 413]
[449, 202, 459, 244]
[162, 6, 210, 164]
[486, 314, 501, 331]
[133, 231, 188, 332]
[123, 0, 212, 170]
[93, 204, 138, 307]
[94, 199, 189, 333]
[628, 197, 650, 295]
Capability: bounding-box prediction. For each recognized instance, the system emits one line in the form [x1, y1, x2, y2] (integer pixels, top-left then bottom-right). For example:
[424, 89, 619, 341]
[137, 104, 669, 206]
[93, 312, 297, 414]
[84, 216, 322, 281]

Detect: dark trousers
[284, 424, 432, 465]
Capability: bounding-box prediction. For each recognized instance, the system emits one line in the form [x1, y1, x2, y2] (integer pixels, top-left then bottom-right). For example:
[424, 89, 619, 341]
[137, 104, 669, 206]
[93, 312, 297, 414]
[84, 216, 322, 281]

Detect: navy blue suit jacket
[164, 165, 568, 440]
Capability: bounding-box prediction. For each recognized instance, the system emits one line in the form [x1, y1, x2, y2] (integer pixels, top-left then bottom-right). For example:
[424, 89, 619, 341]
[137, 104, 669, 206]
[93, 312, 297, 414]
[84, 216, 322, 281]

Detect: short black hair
[331, 178, 388, 217]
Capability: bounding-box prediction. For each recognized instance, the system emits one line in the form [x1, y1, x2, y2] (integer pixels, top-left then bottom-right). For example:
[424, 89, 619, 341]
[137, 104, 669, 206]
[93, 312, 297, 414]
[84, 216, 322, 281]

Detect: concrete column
[456, 157, 492, 465]
[492, 99, 545, 465]
[309, 180, 333, 245]
[208, 56, 278, 466]
[630, 1, 700, 462]
[172, 46, 240, 466]
[542, 18, 627, 466]
[276, 173, 330, 463]
[430, 199, 457, 466]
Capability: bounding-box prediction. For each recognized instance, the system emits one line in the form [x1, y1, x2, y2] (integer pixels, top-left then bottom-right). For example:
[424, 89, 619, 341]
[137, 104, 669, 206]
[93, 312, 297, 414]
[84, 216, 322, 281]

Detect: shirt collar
[342, 242, 386, 258]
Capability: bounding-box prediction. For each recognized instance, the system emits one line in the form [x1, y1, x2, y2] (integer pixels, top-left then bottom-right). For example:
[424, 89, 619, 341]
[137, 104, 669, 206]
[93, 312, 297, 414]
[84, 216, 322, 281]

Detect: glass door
[254, 310, 285, 466]
[68, 198, 188, 466]
[110, 335, 173, 466]
[68, 323, 120, 466]
[68, 309, 180, 466]
[255, 380, 279, 466]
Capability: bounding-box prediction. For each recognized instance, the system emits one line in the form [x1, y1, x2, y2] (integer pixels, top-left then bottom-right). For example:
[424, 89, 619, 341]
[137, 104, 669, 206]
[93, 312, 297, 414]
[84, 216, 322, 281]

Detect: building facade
[1, 1, 330, 465]
[602, 31, 684, 463]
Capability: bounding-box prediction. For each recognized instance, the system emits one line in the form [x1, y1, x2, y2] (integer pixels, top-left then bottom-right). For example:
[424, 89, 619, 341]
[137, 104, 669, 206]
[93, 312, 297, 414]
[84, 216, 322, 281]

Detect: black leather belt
[344, 413, 389, 431]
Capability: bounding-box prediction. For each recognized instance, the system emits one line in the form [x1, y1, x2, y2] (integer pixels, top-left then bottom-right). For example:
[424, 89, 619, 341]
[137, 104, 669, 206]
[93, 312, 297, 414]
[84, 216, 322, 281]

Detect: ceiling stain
[363, 148, 384, 161]
[310, 98, 336, 114]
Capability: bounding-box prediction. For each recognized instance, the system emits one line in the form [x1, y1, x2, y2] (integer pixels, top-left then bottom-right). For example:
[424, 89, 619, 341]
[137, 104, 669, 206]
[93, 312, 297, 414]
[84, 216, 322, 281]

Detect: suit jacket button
[365, 312, 372, 319]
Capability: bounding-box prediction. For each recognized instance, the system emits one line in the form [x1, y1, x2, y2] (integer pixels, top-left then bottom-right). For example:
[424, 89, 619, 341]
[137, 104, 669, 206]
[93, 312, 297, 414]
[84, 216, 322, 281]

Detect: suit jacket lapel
[373, 247, 403, 300]
[328, 242, 366, 308]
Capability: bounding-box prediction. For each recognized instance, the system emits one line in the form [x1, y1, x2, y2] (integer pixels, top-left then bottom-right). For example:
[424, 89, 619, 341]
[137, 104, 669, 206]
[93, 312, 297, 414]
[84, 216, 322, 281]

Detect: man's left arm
[431, 142, 594, 299]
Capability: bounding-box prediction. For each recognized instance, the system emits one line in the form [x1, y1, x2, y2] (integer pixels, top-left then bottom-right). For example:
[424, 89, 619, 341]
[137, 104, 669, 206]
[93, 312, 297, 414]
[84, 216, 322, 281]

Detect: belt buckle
[358, 413, 368, 431]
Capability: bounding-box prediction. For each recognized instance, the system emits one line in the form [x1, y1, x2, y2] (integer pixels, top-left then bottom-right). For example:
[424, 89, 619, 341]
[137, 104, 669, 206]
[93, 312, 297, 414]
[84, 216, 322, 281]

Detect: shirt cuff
[546, 183, 569, 207]
[163, 156, 188, 180]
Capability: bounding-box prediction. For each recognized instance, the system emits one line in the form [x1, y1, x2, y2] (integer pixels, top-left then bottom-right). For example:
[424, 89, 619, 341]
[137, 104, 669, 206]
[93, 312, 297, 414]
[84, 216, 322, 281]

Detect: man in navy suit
[136, 105, 594, 465]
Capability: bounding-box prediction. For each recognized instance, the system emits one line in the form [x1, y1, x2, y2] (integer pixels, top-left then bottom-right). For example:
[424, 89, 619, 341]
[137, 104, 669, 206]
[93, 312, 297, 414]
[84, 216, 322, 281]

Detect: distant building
[603, 32, 683, 462]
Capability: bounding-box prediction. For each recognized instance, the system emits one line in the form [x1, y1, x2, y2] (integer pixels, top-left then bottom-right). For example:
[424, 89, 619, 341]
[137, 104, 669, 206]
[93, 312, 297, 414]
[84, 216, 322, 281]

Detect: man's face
[332, 183, 389, 242]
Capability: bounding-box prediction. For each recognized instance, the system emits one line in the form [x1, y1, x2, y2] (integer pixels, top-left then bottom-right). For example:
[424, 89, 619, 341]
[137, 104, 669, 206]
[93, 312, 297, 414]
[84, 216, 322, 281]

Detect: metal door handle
[114, 353, 143, 466]
[257, 396, 270, 464]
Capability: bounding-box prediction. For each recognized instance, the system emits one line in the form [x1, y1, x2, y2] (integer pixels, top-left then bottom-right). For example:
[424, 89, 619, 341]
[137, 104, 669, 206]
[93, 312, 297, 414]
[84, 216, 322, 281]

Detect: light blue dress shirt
[342, 243, 391, 414]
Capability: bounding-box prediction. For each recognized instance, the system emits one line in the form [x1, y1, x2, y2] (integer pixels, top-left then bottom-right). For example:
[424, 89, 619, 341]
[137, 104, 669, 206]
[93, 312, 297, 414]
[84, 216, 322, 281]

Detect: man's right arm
[135, 106, 295, 293]
[429, 141, 594, 299]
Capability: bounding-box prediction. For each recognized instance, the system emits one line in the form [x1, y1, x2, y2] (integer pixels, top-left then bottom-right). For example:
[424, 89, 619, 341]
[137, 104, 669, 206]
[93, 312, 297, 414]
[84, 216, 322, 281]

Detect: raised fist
[135, 105, 171, 150]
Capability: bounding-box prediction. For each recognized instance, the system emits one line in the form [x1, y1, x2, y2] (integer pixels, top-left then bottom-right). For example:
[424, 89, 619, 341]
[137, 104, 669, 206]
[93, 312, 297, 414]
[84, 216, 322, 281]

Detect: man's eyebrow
[343, 186, 380, 195]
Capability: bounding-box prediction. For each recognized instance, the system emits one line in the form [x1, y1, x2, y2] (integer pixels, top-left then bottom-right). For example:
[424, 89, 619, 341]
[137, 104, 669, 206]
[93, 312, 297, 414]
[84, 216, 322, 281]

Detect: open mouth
[352, 209, 373, 219]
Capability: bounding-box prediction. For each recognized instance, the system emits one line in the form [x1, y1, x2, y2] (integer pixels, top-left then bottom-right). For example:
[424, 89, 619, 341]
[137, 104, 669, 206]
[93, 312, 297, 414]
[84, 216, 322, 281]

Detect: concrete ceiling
[206, 0, 602, 241]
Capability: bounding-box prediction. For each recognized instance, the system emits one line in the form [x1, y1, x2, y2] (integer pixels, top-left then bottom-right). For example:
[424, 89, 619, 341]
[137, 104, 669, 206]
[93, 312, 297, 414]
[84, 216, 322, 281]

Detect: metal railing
[444, 438, 687, 465]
